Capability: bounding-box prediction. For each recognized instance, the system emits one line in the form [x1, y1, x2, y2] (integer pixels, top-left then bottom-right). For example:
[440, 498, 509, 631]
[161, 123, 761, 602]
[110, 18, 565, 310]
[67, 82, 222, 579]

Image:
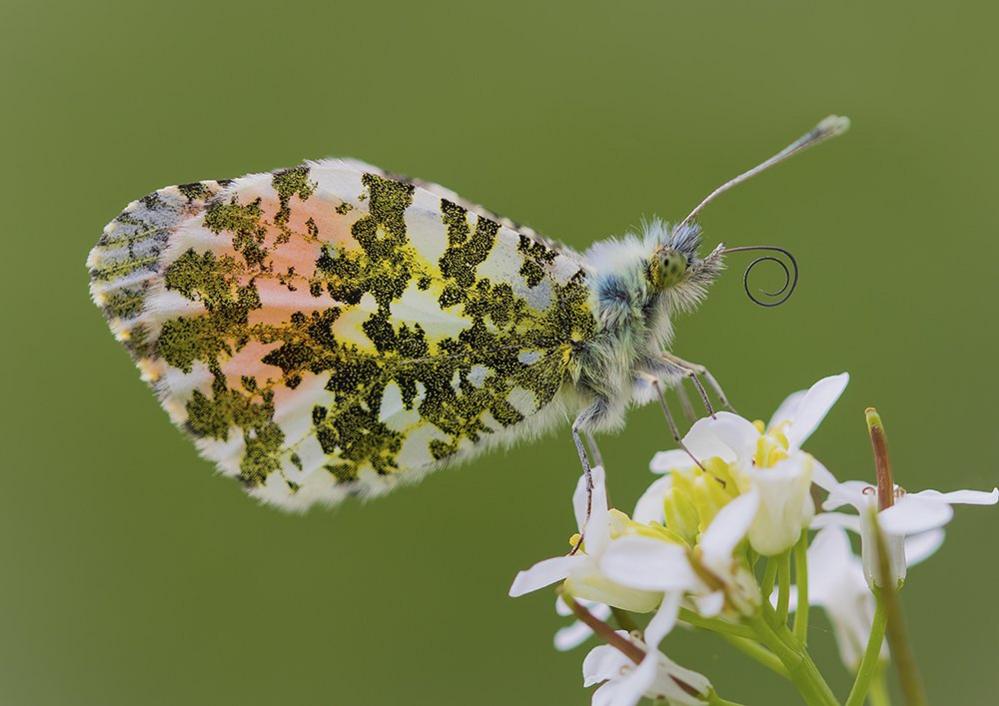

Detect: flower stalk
[562, 592, 646, 665]
[792, 530, 810, 643]
[874, 513, 928, 706]
[844, 588, 887, 706]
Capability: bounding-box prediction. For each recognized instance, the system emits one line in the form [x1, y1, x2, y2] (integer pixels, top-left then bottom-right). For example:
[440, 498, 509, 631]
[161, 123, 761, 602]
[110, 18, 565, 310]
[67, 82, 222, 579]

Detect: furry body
[88, 159, 723, 510]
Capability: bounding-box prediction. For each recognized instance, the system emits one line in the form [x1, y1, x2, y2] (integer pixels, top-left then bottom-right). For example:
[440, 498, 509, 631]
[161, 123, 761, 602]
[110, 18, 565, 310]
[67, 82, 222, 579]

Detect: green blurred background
[3, 0, 997, 703]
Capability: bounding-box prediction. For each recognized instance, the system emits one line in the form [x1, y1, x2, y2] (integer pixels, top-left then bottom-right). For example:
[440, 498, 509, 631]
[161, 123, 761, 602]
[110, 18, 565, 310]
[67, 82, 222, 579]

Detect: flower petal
[574, 465, 609, 536]
[649, 450, 697, 474]
[509, 555, 587, 597]
[556, 595, 609, 619]
[700, 488, 759, 567]
[654, 655, 713, 706]
[600, 537, 698, 591]
[879, 495, 954, 536]
[555, 620, 594, 652]
[911, 487, 999, 506]
[645, 591, 682, 648]
[811, 459, 839, 492]
[595, 653, 658, 706]
[583, 642, 632, 686]
[682, 417, 738, 462]
[693, 591, 725, 617]
[785, 373, 849, 449]
[693, 412, 759, 462]
[768, 389, 807, 430]
[812, 512, 862, 534]
[571, 465, 613, 559]
[633, 476, 672, 524]
[904, 529, 945, 567]
[806, 525, 856, 601]
[822, 480, 871, 512]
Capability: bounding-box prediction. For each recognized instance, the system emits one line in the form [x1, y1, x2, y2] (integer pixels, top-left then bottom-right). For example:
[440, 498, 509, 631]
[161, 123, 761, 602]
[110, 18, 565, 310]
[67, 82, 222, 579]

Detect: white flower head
[509, 466, 661, 613]
[817, 480, 998, 589]
[582, 593, 711, 706]
[678, 373, 849, 556]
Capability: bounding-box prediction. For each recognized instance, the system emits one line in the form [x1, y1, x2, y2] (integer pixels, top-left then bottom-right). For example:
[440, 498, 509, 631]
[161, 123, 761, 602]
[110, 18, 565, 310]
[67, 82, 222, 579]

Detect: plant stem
[761, 556, 779, 598]
[866, 409, 928, 706]
[777, 551, 792, 626]
[749, 614, 840, 706]
[718, 632, 790, 678]
[845, 593, 887, 706]
[793, 529, 810, 643]
[678, 607, 756, 640]
[873, 517, 928, 706]
[707, 692, 750, 706]
[868, 667, 891, 706]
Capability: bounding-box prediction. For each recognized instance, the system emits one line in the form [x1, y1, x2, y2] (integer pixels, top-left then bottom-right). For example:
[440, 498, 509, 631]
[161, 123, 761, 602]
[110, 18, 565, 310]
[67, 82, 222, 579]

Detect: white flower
[677, 373, 849, 556]
[555, 595, 612, 651]
[582, 593, 711, 706]
[509, 466, 661, 613]
[582, 638, 711, 706]
[601, 490, 762, 617]
[776, 525, 943, 670]
[817, 481, 998, 588]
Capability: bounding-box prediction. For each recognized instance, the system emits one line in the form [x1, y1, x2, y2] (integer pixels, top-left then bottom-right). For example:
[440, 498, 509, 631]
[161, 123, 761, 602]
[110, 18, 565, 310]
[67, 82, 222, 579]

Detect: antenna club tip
[816, 114, 851, 137]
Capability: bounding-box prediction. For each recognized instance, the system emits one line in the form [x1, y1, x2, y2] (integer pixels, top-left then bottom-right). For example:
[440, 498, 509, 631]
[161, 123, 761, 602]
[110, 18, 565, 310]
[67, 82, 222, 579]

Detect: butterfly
[87, 116, 848, 511]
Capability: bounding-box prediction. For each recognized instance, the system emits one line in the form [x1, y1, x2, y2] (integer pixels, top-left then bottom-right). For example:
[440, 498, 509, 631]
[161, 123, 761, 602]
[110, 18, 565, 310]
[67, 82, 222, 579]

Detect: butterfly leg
[643, 374, 707, 472]
[675, 383, 697, 423]
[659, 352, 736, 415]
[584, 431, 605, 470]
[569, 400, 610, 554]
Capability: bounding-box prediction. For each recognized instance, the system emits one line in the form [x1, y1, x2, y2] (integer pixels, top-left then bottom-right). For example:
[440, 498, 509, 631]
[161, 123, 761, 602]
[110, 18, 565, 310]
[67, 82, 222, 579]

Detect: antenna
[676, 115, 850, 232]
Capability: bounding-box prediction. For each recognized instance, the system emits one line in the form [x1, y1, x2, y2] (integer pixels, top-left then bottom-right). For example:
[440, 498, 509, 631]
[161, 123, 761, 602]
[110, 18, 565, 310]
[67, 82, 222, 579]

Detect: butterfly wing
[88, 159, 596, 510]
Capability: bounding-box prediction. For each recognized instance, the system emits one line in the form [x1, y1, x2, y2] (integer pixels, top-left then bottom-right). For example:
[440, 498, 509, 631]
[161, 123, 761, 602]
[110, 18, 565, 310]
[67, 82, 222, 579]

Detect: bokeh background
[3, 1, 997, 704]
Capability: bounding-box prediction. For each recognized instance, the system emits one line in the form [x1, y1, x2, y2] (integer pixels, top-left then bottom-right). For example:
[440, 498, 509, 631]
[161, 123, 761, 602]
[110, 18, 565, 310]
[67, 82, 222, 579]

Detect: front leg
[644, 352, 735, 417]
[637, 372, 707, 472]
[663, 351, 735, 412]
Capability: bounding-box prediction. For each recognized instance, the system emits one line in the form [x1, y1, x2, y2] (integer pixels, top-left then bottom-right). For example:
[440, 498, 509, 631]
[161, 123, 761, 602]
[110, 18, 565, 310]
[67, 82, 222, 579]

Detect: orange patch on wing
[220, 340, 284, 389]
[247, 276, 340, 326]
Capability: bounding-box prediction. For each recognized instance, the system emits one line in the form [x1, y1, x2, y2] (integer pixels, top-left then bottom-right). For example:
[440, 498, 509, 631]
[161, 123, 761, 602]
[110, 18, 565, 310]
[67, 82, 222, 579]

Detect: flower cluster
[509, 374, 997, 706]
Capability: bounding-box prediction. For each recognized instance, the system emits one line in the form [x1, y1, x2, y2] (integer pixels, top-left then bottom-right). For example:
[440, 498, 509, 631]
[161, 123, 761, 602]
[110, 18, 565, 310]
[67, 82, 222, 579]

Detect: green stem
[761, 556, 779, 598]
[678, 607, 756, 640]
[845, 593, 887, 706]
[706, 692, 750, 706]
[777, 550, 792, 627]
[762, 601, 797, 651]
[873, 513, 929, 706]
[718, 632, 790, 679]
[868, 666, 891, 706]
[793, 529, 810, 643]
[749, 614, 840, 706]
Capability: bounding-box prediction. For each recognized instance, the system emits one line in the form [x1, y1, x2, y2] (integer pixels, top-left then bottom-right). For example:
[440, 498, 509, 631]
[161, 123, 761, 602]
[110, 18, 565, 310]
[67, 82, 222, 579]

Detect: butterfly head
[645, 220, 725, 311]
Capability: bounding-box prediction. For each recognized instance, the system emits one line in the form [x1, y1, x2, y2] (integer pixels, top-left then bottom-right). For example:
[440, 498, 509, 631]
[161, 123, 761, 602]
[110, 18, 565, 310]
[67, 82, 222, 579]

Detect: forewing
[89, 159, 595, 510]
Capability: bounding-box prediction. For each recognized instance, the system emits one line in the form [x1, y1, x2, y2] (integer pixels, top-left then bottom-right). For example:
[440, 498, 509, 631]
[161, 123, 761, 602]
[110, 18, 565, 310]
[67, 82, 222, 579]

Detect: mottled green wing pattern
[88, 159, 596, 510]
